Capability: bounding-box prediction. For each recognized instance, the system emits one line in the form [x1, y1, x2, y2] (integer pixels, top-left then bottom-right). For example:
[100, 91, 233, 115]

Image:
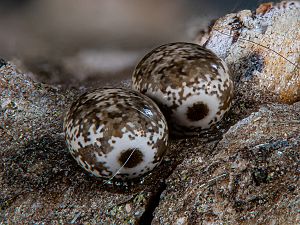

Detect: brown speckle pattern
[132, 42, 234, 132]
[63, 88, 169, 180]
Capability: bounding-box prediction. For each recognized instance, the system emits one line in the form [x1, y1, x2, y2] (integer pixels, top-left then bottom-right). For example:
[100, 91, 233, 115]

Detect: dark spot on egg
[186, 102, 209, 121]
[119, 148, 144, 168]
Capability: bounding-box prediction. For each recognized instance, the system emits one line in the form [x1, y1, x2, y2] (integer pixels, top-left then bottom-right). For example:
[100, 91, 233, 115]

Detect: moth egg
[63, 88, 169, 180]
[132, 42, 234, 132]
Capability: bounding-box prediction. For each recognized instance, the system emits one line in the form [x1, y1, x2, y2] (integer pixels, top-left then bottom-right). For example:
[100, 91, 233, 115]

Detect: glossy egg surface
[63, 88, 169, 180]
[132, 42, 234, 131]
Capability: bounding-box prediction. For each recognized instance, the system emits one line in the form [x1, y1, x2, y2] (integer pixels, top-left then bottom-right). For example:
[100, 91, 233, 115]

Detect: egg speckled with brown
[132, 42, 234, 132]
[63, 88, 169, 180]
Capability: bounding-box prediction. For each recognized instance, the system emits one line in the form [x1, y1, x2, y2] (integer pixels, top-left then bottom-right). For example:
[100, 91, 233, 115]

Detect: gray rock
[196, 1, 300, 104]
[1, 1, 300, 224]
[1, 54, 299, 225]
[153, 103, 300, 224]
[0, 63, 169, 224]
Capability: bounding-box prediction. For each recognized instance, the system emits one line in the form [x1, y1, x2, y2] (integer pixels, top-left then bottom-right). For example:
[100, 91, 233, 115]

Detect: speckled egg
[63, 88, 169, 180]
[132, 42, 234, 132]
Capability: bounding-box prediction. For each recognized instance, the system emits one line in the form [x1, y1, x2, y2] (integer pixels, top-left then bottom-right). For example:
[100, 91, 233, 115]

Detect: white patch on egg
[173, 90, 220, 128]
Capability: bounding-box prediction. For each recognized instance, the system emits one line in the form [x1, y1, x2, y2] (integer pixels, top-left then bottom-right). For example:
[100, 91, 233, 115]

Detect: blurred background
[0, 0, 277, 86]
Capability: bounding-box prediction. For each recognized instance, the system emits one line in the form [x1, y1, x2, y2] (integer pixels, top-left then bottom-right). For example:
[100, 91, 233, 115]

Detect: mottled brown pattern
[72, 145, 112, 177]
[133, 42, 225, 93]
[63, 88, 169, 179]
[219, 78, 234, 112]
[132, 42, 234, 133]
[152, 137, 168, 163]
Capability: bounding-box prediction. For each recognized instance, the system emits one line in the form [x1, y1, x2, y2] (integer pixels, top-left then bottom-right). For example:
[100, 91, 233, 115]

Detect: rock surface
[1, 1, 300, 224]
[153, 103, 300, 224]
[0, 62, 162, 224]
[0, 62, 208, 224]
[196, 1, 300, 104]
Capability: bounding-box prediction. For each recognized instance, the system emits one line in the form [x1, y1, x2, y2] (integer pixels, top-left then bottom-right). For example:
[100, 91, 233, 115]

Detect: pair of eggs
[63, 42, 234, 180]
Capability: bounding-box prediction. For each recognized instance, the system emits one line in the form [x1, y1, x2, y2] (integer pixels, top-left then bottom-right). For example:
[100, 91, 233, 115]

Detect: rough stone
[1, 62, 214, 224]
[153, 103, 300, 224]
[0, 63, 171, 224]
[196, 1, 300, 104]
[1, 1, 300, 224]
